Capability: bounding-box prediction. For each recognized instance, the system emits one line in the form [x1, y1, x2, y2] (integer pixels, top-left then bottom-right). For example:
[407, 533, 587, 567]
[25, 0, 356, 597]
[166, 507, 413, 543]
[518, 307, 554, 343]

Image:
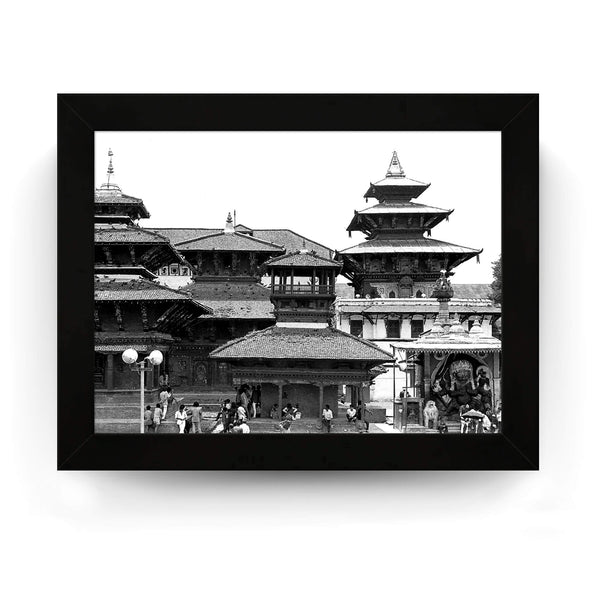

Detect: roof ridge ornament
[386, 151, 405, 178]
[224, 212, 235, 234]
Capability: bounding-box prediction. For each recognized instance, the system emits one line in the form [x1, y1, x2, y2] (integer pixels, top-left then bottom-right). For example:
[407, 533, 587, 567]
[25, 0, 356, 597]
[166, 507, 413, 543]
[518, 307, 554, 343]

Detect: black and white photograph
[93, 132, 501, 435]
[5, 2, 599, 600]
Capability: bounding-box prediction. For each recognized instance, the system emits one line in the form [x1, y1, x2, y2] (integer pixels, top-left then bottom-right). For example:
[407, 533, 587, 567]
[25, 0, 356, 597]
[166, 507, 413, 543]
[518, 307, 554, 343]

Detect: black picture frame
[58, 94, 538, 470]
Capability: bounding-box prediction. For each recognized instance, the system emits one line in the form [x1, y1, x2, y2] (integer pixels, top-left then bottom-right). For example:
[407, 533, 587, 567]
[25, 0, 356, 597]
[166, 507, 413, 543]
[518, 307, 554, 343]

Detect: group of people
[143, 399, 204, 434]
[458, 403, 502, 434]
[215, 398, 252, 433]
[235, 384, 262, 419]
[344, 403, 371, 432]
[143, 386, 177, 432]
[277, 402, 302, 432]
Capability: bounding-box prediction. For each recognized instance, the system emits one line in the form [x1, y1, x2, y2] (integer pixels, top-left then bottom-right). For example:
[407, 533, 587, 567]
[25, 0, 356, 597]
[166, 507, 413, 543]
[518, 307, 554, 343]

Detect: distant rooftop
[262, 250, 342, 269]
[151, 224, 334, 258]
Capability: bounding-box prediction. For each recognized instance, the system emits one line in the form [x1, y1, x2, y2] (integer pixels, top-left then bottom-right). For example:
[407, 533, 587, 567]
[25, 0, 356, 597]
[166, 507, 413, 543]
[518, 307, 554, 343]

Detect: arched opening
[389, 291, 396, 298]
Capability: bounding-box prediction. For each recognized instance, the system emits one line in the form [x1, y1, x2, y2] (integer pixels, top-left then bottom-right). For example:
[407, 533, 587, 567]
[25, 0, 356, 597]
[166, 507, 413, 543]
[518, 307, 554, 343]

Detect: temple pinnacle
[224, 212, 235, 233]
[386, 151, 405, 178]
[107, 148, 114, 185]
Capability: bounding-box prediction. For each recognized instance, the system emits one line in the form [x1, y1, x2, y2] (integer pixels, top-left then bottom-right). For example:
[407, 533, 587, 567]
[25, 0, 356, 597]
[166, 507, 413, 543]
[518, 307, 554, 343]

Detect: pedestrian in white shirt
[322, 404, 334, 433]
[159, 388, 169, 420]
[175, 404, 188, 434]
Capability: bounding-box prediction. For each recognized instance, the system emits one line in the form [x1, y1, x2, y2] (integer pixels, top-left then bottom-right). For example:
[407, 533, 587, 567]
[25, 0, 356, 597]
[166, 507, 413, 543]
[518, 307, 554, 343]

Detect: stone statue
[447, 359, 478, 412]
[423, 400, 439, 429]
[475, 366, 493, 412]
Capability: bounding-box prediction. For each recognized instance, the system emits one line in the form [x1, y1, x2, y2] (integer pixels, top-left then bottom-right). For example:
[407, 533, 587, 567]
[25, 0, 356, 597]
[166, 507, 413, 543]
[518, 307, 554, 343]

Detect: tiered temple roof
[338, 151, 483, 295]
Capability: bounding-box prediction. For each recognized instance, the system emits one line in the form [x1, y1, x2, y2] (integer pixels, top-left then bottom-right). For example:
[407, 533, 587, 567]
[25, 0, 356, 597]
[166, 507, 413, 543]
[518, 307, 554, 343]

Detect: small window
[416, 290, 424, 298]
[170, 266, 178, 275]
[389, 291, 396, 298]
[350, 319, 363, 337]
[181, 267, 189, 276]
[385, 319, 400, 338]
[410, 319, 424, 338]
[160, 267, 168, 276]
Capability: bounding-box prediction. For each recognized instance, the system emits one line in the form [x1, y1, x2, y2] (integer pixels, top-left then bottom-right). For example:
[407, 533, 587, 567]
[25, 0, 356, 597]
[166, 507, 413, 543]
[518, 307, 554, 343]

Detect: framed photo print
[58, 94, 538, 469]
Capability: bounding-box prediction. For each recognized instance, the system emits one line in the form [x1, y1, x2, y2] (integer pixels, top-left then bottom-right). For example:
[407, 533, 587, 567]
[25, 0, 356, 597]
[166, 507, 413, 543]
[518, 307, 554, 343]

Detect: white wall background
[1, 2, 596, 600]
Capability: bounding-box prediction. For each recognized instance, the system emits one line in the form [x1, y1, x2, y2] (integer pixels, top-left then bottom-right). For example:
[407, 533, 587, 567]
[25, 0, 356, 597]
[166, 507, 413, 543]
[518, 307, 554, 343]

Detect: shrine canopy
[394, 317, 502, 354]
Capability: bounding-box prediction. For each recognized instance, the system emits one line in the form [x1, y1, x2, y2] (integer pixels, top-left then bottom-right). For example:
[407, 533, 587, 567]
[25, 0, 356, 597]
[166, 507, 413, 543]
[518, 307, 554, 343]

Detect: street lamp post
[392, 345, 396, 401]
[122, 348, 164, 433]
[398, 357, 408, 432]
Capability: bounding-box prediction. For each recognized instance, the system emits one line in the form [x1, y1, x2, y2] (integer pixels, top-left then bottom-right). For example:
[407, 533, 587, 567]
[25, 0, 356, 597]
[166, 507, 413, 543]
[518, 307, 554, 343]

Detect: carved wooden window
[410, 319, 424, 338]
[385, 318, 400, 339]
[350, 319, 363, 337]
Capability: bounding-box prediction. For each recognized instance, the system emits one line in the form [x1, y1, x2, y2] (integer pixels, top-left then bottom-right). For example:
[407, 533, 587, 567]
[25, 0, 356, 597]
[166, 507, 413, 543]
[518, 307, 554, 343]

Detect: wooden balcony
[272, 284, 335, 295]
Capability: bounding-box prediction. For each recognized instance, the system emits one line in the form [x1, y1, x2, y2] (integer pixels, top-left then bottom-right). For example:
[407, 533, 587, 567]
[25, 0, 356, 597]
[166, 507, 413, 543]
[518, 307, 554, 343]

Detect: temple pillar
[106, 353, 114, 390]
[414, 362, 423, 397]
[423, 353, 431, 400]
[278, 383, 283, 419]
[318, 383, 324, 418]
[400, 315, 412, 339]
[345, 385, 352, 404]
[186, 357, 193, 388]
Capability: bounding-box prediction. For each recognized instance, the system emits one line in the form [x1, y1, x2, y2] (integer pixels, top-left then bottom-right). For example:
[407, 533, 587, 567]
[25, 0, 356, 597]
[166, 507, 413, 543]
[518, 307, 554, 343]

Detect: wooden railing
[272, 284, 335, 295]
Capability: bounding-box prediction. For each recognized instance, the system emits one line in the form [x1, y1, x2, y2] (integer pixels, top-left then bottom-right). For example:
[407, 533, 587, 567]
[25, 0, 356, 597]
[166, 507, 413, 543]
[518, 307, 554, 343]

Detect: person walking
[361, 402, 372, 433]
[153, 403, 162, 431]
[190, 401, 203, 434]
[322, 404, 334, 433]
[159, 388, 169, 420]
[175, 404, 188, 434]
[144, 405, 153, 433]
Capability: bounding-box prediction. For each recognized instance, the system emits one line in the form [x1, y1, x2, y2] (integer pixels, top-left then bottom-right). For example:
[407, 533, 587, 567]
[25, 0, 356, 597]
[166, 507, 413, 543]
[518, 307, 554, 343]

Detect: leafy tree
[489, 254, 502, 304]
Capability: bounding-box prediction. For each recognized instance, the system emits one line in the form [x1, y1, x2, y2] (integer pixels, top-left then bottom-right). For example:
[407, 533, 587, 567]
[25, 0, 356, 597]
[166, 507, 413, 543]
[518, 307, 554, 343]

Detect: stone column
[345, 385, 352, 404]
[414, 361, 423, 397]
[400, 315, 412, 338]
[318, 383, 324, 418]
[278, 383, 284, 419]
[106, 353, 114, 390]
[423, 353, 431, 400]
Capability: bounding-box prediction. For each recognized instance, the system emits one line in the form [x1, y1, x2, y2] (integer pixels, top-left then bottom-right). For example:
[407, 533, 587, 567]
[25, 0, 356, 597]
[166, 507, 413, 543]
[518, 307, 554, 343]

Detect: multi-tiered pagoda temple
[93, 151, 211, 393]
[339, 151, 482, 299]
[210, 249, 392, 419]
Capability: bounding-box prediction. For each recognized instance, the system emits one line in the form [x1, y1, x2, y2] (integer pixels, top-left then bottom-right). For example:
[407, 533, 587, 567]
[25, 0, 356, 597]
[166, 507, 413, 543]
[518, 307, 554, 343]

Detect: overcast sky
[95, 131, 500, 283]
